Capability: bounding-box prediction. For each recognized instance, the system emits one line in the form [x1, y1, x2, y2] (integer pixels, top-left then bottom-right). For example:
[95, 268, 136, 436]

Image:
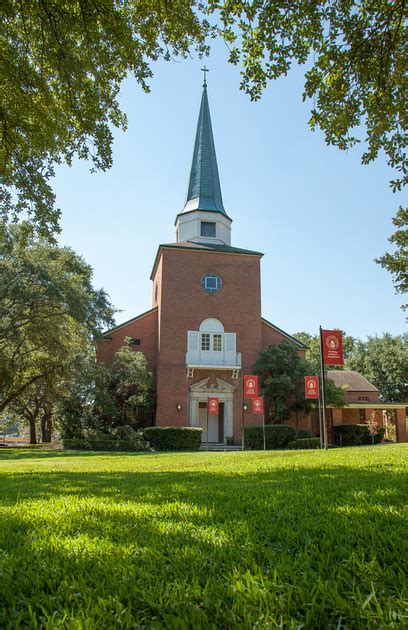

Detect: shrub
[333, 424, 386, 446]
[143, 427, 203, 451]
[295, 428, 312, 439]
[63, 427, 151, 451]
[287, 438, 321, 450]
[244, 425, 296, 450]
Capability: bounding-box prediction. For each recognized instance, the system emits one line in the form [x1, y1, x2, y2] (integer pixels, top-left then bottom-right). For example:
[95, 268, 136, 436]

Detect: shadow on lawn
[1, 460, 406, 628]
[0, 462, 405, 518]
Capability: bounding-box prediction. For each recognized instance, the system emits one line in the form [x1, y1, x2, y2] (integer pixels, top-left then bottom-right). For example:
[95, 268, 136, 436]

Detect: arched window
[199, 318, 224, 333]
[199, 319, 224, 353]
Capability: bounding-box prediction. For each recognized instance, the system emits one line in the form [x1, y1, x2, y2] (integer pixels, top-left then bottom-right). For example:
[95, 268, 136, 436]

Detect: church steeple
[175, 73, 232, 246]
[183, 76, 228, 217]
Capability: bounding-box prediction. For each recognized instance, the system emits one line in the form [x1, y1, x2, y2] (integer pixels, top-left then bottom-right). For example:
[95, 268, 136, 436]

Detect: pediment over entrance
[190, 377, 235, 393]
[215, 378, 235, 393]
[190, 377, 210, 392]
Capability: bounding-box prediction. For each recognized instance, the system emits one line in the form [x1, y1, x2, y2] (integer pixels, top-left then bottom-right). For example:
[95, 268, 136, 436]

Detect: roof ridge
[261, 318, 309, 349]
[101, 307, 158, 336]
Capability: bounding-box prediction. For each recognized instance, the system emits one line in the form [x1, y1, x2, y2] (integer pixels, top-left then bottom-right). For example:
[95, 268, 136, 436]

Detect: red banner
[305, 376, 319, 399]
[208, 397, 219, 415]
[252, 397, 264, 414]
[244, 375, 259, 398]
[321, 329, 344, 365]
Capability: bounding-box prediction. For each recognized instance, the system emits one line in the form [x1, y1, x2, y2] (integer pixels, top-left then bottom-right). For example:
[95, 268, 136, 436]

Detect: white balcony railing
[186, 349, 241, 369]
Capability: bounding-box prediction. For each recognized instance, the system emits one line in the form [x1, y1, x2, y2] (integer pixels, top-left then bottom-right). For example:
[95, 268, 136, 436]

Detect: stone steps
[200, 444, 242, 452]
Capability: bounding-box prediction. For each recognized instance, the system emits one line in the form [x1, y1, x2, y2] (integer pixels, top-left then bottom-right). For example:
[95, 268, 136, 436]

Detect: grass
[0, 446, 407, 629]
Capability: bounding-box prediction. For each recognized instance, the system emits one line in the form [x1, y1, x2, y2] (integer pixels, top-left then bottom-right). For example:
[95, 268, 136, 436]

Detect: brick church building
[95, 78, 308, 444]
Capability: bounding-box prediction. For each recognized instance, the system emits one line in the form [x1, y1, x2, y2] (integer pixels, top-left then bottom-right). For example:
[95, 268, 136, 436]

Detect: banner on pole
[208, 397, 219, 415]
[244, 375, 259, 398]
[321, 329, 344, 365]
[305, 376, 319, 399]
[252, 397, 263, 414]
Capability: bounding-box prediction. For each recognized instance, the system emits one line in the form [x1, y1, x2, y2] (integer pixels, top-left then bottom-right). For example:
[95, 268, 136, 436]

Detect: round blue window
[201, 273, 222, 293]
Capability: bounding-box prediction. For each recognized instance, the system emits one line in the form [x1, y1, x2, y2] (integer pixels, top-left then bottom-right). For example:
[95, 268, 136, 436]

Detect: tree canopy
[1, 0, 406, 239]
[0, 222, 115, 416]
[215, 1, 406, 191]
[347, 333, 408, 402]
[253, 340, 345, 425]
[58, 338, 155, 442]
[253, 341, 311, 423]
[0, 0, 210, 236]
[294, 329, 408, 402]
[375, 206, 408, 310]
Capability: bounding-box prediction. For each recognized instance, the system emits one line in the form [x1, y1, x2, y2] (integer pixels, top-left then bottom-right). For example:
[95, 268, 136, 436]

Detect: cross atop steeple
[201, 65, 209, 88]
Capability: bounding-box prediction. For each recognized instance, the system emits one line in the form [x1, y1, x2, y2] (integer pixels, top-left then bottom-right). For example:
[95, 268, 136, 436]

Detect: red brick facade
[343, 391, 379, 404]
[153, 247, 262, 435]
[95, 244, 307, 443]
[96, 308, 158, 373]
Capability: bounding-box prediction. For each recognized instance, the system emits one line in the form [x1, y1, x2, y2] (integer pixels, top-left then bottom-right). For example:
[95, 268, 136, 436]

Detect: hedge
[287, 438, 321, 450]
[295, 429, 312, 439]
[143, 427, 203, 451]
[62, 438, 150, 452]
[244, 425, 296, 450]
[62, 426, 152, 452]
[333, 424, 386, 446]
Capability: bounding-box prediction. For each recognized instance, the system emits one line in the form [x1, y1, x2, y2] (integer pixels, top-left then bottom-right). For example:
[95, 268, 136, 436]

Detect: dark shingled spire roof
[181, 84, 229, 218]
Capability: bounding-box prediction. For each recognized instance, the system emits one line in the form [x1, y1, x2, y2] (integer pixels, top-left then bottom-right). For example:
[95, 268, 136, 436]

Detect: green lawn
[0, 446, 407, 629]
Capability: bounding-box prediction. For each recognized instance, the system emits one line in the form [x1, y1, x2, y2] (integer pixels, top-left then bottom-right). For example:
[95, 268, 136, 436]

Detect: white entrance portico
[189, 377, 235, 443]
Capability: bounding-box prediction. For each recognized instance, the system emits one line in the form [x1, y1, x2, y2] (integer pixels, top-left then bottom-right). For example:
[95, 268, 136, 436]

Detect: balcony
[185, 349, 242, 369]
[186, 328, 241, 378]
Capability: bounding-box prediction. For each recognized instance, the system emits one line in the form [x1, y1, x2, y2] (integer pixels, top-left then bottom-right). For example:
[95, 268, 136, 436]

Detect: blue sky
[53, 40, 406, 340]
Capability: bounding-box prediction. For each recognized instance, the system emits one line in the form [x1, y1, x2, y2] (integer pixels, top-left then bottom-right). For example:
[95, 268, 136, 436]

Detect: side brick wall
[95, 308, 158, 373]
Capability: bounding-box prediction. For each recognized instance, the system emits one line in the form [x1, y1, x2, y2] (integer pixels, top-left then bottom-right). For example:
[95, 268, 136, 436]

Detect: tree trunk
[26, 404, 42, 445]
[29, 416, 37, 444]
[41, 409, 52, 443]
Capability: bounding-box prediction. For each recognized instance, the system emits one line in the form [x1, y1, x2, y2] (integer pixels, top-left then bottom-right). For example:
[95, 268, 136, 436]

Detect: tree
[109, 340, 155, 424]
[1, 2, 406, 236]
[217, 1, 406, 303]
[0, 222, 115, 423]
[253, 341, 313, 425]
[215, 0, 406, 191]
[58, 339, 155, 440]
[92, 339, 155, 430]
[254, 341, 346, 425]
[366, 411, 379, 445]
[375, 207, 407, 309]
[8, 382, 49, 445]
[347, 333, 408, 401]
[6, 340, 85, 444]
[0, 0, 210, 237]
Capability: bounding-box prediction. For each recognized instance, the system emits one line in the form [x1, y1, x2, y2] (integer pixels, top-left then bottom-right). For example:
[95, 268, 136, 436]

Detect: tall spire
[181, 75, 228, 217]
